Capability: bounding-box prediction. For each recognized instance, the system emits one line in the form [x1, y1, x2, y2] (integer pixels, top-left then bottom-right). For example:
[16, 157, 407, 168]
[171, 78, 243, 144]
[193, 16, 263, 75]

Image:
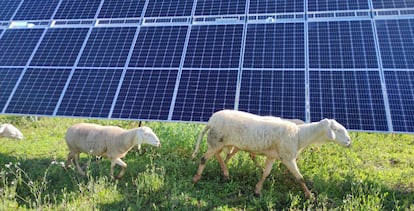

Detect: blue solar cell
[244, 23, 304, 69]
[309, 20, 378, 69]
[172, 69, 238, 122]
[129, 26, 188, 68]
[30, 28, 89, 67]
[239, 70, 306, 119]
[0, 1, 22, 21]
[145, 0, 194, 17]
[308, 0, 369, 11]
[195, 0, 246, 16]
[57, 69, 122, 118]
[112, 69, 178, 120]
[5, 68, 71, 115]
[310, 70, 388, 131]
[78, 27, 136, 68]
[0, 68, 23, 112]
[372, 0, 414, 9]
[384, 71, 414, 132]
[98, 0, 145, 18]
[184, 24, 243, 68]
[376, 19, 414, 69]
[249, 0, 304, 14]
[54, 0, 101, 19]
[0, 29, 44, 66]
[13, 0, 60, 20]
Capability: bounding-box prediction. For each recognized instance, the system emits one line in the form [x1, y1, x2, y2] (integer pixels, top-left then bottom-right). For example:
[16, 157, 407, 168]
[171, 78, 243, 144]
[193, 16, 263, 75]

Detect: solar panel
[98, 0, 145, 19]
[112, 69, 178, 120]
[184, 24, 243, 68]
[195, 0, 246, 16]
[5, 68, 71, 115]
[54, 0, 101, 19]
[129, 26, 188, 68]
[1, 0, 414, 133]
[308, 20, 378, 69]
[56, 68, 122, 118]
[145, 0, 194, 17]
[0, 68, 23, 113]
[310, 70, 388, 131]
[0, 1, 22, 21]
[308, 0, 369, 11]
[239, 70, 306, 120]
[376, 19, 414, 69]
[0, 29, 44, 66]
[30, 28, 89, 67]
[248, 0, 304, 14]
[78, 27, 136, 68]
[172, 69, 238, 122]
[13, 0, 60, 21]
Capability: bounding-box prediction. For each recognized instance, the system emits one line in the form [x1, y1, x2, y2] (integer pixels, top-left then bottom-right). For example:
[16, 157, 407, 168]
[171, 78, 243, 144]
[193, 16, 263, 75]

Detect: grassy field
[0, 115, 413, 210]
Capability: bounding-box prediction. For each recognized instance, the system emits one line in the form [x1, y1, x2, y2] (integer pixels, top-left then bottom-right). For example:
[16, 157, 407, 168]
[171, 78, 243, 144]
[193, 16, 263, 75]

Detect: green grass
[1, 115, 413, 210]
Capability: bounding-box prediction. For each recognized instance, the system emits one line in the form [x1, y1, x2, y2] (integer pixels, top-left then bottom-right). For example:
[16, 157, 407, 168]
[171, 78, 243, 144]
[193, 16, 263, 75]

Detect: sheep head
[320, 119, 351, 147]
[136, 126, 161, 147]
[0, 124, 24, 140]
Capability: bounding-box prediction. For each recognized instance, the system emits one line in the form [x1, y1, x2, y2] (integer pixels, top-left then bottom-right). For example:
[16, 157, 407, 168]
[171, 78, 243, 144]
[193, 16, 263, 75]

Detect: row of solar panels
[1, 0, 414, 21]
[0, 17, 413, 133]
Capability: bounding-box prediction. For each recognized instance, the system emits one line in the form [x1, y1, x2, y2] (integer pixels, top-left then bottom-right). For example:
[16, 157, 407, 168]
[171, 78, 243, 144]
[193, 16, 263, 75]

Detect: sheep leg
[73, 153, 85, 176]
[111, 158, 127, 179]
[192, 148, 219, 183]
[282, 159, 312, 199]
[254, 157, 276, 195]
[215, 151, 229, 180]
[65, 152, 74, 168]
[223, 146, 239, 163]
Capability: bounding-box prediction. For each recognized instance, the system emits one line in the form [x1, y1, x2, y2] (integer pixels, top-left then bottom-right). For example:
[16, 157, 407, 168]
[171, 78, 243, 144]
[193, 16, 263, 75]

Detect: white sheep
[65, 123, 161, 179]
[191, 110, 351, 198]
[0, 124, 24, 140]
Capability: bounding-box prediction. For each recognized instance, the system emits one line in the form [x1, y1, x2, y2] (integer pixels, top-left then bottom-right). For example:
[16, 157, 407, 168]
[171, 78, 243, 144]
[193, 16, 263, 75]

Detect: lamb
[191, 110, 351, 198]
[65, 123, 161, 179]
[0, 124, 24, 140]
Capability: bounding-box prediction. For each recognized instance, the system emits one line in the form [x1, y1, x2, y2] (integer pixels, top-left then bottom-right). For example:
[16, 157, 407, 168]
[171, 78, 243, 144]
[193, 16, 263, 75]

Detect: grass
[0, 115, 414, 210]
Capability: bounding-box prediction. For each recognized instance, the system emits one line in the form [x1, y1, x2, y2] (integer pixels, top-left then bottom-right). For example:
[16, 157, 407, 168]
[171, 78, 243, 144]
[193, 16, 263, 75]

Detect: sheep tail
[192, 125, 209, 159]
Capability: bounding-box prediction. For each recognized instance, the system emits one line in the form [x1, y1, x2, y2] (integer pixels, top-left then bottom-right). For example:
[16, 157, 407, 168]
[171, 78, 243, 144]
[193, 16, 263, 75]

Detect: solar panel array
[0, 0, 414, 133]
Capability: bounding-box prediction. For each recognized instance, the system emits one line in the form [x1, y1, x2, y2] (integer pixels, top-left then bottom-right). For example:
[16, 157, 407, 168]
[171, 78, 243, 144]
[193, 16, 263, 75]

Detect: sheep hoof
[192, 175, 201, 183]
[223, 175, 230, 181]
[254, 191, 261, 197]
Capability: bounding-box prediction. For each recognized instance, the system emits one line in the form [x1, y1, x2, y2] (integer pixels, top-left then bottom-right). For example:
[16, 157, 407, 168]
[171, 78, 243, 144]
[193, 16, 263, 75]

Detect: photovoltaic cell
[184, 24, 243, 68]
[98, 0, 145, 19]
[310, 70, 388, 131]
[13, 0, 60, 21]
[78, 27, 136, 68]
[5, 68, 71, 115]
[0, 1, 22, 21]
[308, 20, 378, 69]
[0, 68, 23, 112]
[54, 0, 101, 19]
[384, 71, 414, 132]
[195, 0, 246, 16]
[145, 0, 194, 17]
[244, 23, 304, 69]
[57, 69, 122, 118]
[308, 0, 369, 12]
[30, 28, 89, 67]
[248, 0, 304, 14]
[376, 19, 414, 69]
[112, 69, 178, 120]
[0, 29, 44, 66]
[129, 26, 188, 68]
[239, 70, 306, 120]
[372, 0, 414, 9]
[172, 69, 238, 122]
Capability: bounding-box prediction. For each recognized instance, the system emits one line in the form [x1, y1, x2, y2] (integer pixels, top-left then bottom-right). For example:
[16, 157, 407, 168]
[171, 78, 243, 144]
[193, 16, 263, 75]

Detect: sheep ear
[321, 119, 335, 140]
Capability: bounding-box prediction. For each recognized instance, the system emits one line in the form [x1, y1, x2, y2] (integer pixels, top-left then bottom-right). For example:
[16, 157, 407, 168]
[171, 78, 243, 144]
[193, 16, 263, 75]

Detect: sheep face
[138, 127, 161, 147]
[323, 119, 351, 147]
[0, 124, 24, 140]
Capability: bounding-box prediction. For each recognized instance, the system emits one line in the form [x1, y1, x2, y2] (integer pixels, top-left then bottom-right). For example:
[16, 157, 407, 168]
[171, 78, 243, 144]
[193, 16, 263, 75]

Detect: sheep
[65, 123, 161, 179]
[0, 124, 24, 140]
[191, 110, 351, 199]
